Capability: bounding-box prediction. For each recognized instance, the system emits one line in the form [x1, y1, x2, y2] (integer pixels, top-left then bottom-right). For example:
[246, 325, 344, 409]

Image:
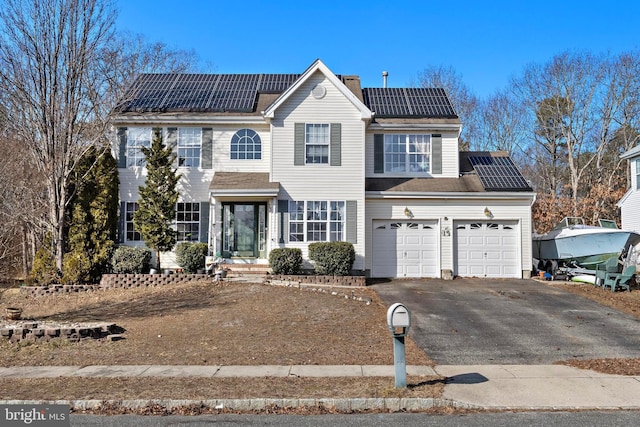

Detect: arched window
[230, 129, 261, 160]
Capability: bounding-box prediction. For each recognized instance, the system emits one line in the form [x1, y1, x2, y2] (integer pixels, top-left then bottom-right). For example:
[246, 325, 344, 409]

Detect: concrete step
[221, 263, 271, 277]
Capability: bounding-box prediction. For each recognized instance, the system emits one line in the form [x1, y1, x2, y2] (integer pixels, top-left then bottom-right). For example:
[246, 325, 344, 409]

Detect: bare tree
[513, 51, 603, 209]
[415, 65, 480, 150]
[0, 0, 117, 271]
[477, 89, 527, 155]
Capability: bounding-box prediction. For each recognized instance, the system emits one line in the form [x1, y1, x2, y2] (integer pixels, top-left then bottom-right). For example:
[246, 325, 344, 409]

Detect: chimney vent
[382, 71, 388, 88]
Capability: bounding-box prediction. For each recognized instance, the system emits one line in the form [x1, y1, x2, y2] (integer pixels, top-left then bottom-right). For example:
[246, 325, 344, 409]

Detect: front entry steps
[221, 263, 271, 282]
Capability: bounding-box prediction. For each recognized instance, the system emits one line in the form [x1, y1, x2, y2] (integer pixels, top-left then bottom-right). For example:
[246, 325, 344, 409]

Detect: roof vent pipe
[382, 71, 388, 88]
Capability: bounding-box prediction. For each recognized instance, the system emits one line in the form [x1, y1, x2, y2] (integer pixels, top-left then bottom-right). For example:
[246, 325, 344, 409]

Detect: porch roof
[209, 172, 280, 197]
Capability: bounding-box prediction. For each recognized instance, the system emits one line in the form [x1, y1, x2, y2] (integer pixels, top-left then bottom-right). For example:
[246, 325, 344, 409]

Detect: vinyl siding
[365, 196, 533, 278]
[270, 72, 366, 271]
[620, 190, 640, 233]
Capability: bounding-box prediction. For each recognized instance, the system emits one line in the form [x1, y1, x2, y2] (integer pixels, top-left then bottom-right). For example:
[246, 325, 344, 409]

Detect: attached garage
[454, 220, 520, 278]
[371, 220, 439, 278]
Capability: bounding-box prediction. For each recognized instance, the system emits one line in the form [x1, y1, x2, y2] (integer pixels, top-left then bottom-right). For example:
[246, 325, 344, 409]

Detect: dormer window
[384, 134, 431, 173]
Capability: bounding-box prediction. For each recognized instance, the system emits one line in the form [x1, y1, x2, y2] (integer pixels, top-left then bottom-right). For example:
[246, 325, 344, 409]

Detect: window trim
[176, 202, 200, 242]
[288, 200, 345, 242]
[230, 128, 262, 160]
[636, 158, 640, 190]
[383, 133, 431, 174]
[177, 128, 202, 168]
[125, 202, 141, 242]
[126, 127, 152, 167]
[305, 123, 330, 165]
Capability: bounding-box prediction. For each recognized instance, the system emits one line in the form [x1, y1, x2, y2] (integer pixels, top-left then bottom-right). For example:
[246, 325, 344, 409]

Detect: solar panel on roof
[468, 155, 531, 191]
[362, 87, 457, 118]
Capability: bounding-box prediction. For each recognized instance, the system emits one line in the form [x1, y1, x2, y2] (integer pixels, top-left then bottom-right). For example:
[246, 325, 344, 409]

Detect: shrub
[308, 242, 355, 276]
[61, 252, 91, 285]
[110, 246, 152, 274]
[175, 242, 208, 273]
[31, 247, 60, 285]
[269, 248, 303, 275]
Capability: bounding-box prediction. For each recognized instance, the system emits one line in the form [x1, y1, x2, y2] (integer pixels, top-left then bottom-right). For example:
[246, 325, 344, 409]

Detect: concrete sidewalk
[1, 364, 640, 411]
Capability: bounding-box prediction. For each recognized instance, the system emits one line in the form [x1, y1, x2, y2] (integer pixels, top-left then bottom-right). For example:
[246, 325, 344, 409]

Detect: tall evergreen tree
[64, 146, 119, 283]
[134, 128, 180, 270]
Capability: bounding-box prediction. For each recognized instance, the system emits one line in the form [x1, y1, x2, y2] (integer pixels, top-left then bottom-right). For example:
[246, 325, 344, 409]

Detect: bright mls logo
[1, 404, 69, 426]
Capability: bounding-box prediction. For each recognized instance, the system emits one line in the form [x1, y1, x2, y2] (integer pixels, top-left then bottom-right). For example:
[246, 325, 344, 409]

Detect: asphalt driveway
[372, 278, 640, 365]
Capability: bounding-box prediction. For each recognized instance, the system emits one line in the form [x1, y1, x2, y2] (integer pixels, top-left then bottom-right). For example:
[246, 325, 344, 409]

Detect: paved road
[372, 278, 640, 365]
[69, 411, 640, 426]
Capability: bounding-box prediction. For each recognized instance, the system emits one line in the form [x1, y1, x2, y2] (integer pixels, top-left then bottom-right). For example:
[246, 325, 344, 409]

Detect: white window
[306, 124, 329, 164]
[176, 202, 199, 241]
[127, 127, 151, 167]
[288, 200, 345, 242]
[384, 134, 431, 173]
[125, 202, 141, 241]
[177, 128, 201, 167]
[231, 129, 262, 160]
[636, 159, 640, 190]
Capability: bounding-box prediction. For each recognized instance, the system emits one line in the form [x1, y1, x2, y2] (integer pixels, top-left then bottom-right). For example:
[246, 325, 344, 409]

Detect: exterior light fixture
[404, 207, 414, 218]
[484, 207, 493, 219]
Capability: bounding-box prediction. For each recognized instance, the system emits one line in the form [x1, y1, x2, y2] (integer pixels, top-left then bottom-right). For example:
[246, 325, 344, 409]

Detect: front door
[222, 203, 266, 258]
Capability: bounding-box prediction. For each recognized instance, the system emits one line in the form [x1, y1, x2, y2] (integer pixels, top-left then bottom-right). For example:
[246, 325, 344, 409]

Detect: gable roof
[620, 144, 640, 160]
[263, 59, 371, 120]
[113, 60, 458, 120]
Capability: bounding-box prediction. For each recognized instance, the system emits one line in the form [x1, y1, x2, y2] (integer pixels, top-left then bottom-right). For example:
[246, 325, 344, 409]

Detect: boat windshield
[598, 219, 619, 229]
[552, 217, 585, 230]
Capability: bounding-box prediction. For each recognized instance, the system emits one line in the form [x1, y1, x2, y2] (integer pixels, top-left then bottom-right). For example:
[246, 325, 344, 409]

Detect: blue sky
[116, 1, 640, 99]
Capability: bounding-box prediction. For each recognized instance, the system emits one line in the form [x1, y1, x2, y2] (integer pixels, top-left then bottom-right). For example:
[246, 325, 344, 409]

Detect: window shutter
[117, 127, 127, 168]
[346, 200, 357, 244]
[278, 200, 289, 243]
[201, 128, 213, 169]
[374, 134, 384, 173]
[330, 123, 341, 166]
[166, 127, 177, 149]
[118, 201, 126, 243]
[294, 123, 305, 166]
[432, 134, 442, 174]
[199, 202, 209, 243]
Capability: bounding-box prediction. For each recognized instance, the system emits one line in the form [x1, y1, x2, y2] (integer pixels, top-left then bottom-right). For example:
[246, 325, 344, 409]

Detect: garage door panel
[455, 221, 520, 278]
[372, 220, 438, 278]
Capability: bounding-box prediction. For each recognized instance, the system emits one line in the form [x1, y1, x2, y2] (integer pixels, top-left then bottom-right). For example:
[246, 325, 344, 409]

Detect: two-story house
[112, 59, 536, 279]
[618, 145, 640, 233]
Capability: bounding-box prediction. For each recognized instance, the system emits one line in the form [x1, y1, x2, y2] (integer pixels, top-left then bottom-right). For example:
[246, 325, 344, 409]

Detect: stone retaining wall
[1, 322, 122, 343]
[17, 273, 366, 298]
[267, 274, 366, 287]
[99, 273, 211, 289]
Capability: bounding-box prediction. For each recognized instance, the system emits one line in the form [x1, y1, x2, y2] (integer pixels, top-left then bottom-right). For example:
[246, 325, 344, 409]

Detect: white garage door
[454, 221, 519, 278]
[372, 220, 439, 278]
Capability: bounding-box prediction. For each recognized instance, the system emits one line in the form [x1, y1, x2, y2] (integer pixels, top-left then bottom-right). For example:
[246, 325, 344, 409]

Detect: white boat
[532, 217, 640, 270]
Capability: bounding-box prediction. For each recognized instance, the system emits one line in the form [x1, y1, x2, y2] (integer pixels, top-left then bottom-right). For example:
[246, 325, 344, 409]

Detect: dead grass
[0, 280, 435, 400]
[545, 279, 640, 376]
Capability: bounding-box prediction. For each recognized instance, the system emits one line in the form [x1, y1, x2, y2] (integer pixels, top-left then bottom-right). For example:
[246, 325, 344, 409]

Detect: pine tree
[134, 128, 181, 270]
[64, 146, 119, 283]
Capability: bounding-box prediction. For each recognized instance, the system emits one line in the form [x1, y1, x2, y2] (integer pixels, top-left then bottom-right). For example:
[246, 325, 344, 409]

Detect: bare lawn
[1, 277, 639, 404]
[0, 280, 438, 401]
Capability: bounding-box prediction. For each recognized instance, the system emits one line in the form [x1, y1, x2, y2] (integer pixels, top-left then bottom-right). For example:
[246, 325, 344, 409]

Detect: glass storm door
[222, 203, 266, 258]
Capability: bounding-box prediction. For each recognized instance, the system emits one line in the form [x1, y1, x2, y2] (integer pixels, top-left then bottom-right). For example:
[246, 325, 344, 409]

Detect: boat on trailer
[532, 217, 640, 273]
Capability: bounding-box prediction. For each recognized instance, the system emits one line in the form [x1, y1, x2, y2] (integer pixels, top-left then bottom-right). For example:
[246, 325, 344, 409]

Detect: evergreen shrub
[175, 242, 208, 273]
[308, 242, 355, 276]
[110, 246, 152, 274]
[61, 252, 91, 285]
[31, 247, 60, 285]
[269, 248, 303, 275]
